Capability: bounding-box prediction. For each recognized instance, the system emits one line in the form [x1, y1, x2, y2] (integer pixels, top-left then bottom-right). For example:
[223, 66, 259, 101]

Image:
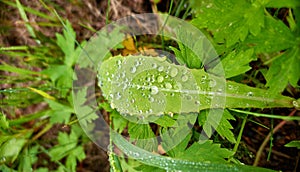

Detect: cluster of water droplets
[98, 55, 207, 118]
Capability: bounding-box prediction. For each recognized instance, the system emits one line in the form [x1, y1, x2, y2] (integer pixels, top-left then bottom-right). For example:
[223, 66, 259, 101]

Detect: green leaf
[111, 131, 275, 172]
[98, 55, 296, 118]
[211, 49, 256, 78]
[0, 113, 9, 130]
[198, 109, 236, 143]
[49, 126, 85, 165]
[0, 137, 26, 164]
[73, 87, 98, 127]
[244, 16, 296, 54]
[266, 0, 300, 8]
[176, 140, 234, 163]
[56, 20, 76, 67]
[45, 99, 73, 124]
[265, 47, 300, 94]
[285, 140, 300, 149]
[128, 123, 158, 152]
[191, 0, 266, 47]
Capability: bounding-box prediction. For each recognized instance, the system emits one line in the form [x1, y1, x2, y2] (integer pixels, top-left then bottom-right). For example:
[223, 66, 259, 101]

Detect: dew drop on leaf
[170, 68, 178, 77]
[114, 92, 122, 100]
[158, 66, 164, 72]
[157, 75, 164, 83]
[150, 86, 159, 95]
[149, 97, 154, 102]
[247, 92, 254, 97]
[165, 82, 172, 89]
[208, 79, 216, 87]
[181, 75, 188, 82]
[292, 100, 299, 108]
[152, 63, 157, 68]
[130, 66, 137, 73]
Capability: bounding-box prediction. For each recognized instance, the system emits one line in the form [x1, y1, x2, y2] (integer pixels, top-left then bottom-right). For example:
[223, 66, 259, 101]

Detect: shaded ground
[0, 0, 299, 171]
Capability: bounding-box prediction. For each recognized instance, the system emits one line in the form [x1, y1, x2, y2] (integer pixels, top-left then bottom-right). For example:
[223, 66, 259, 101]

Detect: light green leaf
[199, 109, 236, 143]
[265, 47, 300, 94]
[176, 140, 234, 163]
[111, 131, 274, 171]
[0, 138, 26, 163]
[0, 113, 9, 130]
[285, 140, 300, 149]
[191, 0, 265, 47]
[98, 55, 296, 118]
[244, 16, 296, 54]
[128, 123, 158, 152]
[266, 0, 300, 8]
[212, 49, 256, 78]
[45, 99, 73, 124]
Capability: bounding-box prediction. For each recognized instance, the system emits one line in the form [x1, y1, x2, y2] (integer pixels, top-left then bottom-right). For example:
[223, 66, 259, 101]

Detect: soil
[0, 0, 299, 171]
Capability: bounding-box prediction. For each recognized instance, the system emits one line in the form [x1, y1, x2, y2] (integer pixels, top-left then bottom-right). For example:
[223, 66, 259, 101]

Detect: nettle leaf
[73, 87, 98, 127]
[190, 0, 266, 47]
[265, 47, 300, 94]
[176, 140, 234, 163]
[211, 49, 256, 78]
[45, 99, 73, 124]
[98, 55, 296, 118]
[244, 16, 300, 94]
[49, 126, 86, 169]
[128, 123, 158, 152]
[244, 16, 296, 54]
[198, 109, 236, 143]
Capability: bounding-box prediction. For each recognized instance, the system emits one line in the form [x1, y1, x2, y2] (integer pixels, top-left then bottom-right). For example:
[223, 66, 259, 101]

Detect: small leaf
[285, 140, 300, 149]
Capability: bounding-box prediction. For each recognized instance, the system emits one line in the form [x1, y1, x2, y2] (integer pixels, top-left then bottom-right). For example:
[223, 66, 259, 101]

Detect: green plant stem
[232, 115, 248, 157]
[9, 110, 48, 126]
[253, 109, 297, 166]
[106, 0, 111, 25]
[31, 123, 52, 142]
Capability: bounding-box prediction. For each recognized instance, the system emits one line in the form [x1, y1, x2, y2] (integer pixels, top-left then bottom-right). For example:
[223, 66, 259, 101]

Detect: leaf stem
[233, 115, 248, 155]
[253, 109, 297, 166]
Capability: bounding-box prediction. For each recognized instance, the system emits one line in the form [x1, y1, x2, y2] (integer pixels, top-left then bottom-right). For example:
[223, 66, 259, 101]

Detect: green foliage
[99, 55, 297, 116]
[49, 125, 86, 171]
[285, 140, 300, 149]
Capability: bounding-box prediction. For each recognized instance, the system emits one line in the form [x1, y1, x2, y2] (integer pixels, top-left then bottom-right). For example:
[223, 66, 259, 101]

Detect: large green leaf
[190, 0, 266, 47]
[98, 55, 296, 118]
[111, 131, 274, 172]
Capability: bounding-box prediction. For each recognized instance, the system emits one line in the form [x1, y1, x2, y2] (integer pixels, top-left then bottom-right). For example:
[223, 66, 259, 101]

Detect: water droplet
[149, 97, 154, 102]
[116, 59, 122, 65]
[130, 66, 137, 73]
[157, 76, 164, 83]
[165, 82, 172, 89]
[135, 60, 142, 66]
[131, 99, 135, 103]
[208, 79, 216, 87]
[186, 95, 192, 100]
[114, 92, 121, 100]
[228, 85, 233, 90]
[170, 93, 175, 96]
[150, 86, 159, 95]
[158, 66, 164, 72]
[195, 100, 200, 105]
[292, 101, 299, 108]
[98, 80, 103, 87]
[201, 75, 207, 80]
[181, 75, 188, 82]
[170, 68, 178, 77]
[206, 3, 212, 8]
[247, 92, 254, 97]
[152, 63, 157, 68]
